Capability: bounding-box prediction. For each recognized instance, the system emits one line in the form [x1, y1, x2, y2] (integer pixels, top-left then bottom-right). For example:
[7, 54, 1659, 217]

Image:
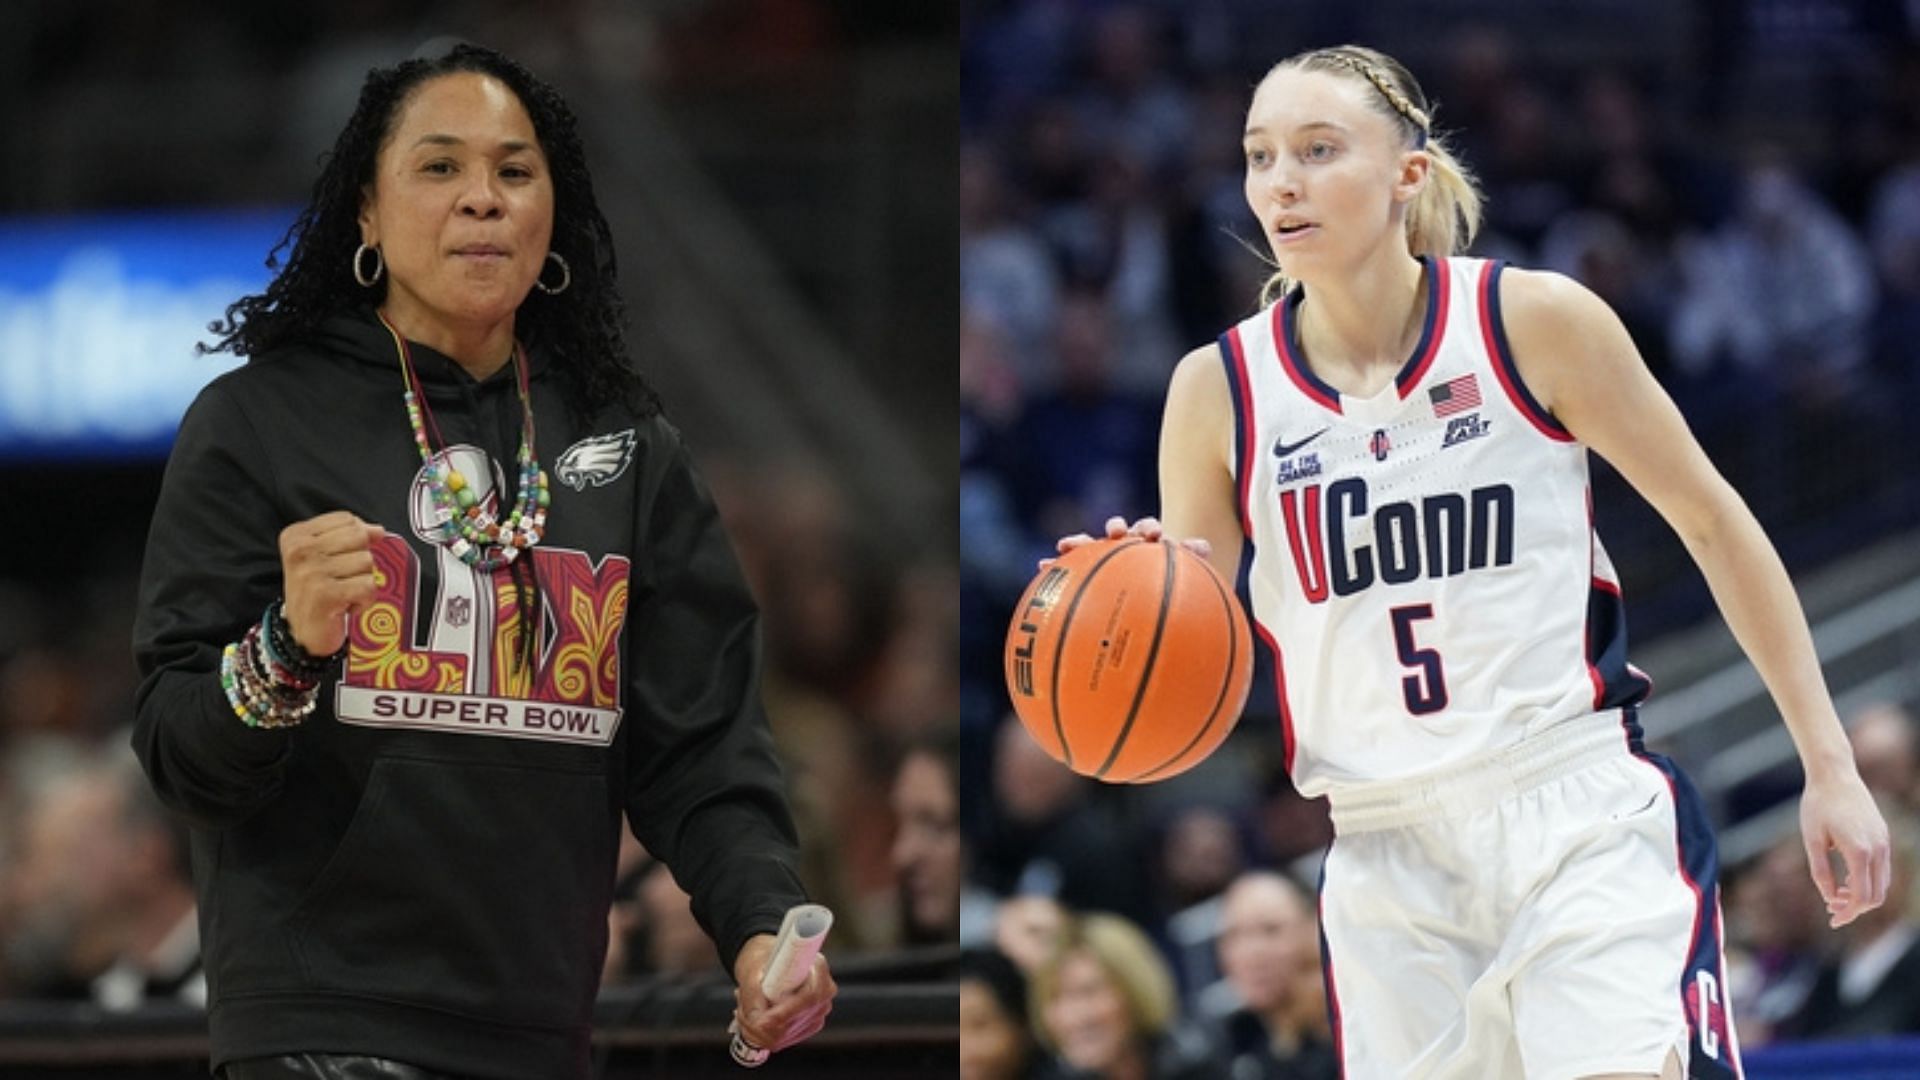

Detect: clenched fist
[279, 511, 386, 657]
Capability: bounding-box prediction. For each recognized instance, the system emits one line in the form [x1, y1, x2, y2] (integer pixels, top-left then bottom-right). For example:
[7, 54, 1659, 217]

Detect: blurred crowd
[959, 701, 1920, 1079]
[960, 2, 1920, 1074]
[0, 453, 961, 1008]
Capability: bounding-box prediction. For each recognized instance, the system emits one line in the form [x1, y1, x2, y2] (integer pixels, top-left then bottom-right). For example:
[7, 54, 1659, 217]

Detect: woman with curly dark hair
[132, 43, 834, 1079]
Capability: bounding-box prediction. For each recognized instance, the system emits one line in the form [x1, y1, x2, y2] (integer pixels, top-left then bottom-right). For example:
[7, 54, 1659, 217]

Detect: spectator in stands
[1777, 807, 1920, 1039]
[1208, 871, 1337, 1080]
[867, 562, 963, 744]
[962, 946, 1055, 1080]
[1475, 79, 1578, 251]
[1255, 766, 1334, 873]
[1009, 288, 1163, 547]
[1667, 151, 1880, 523]
[1725, 831, 1826, 1045]
[1040, 151, 1181, 393]
[1866, 149, 1920, 445]
[1157, 805, 1246, 918]
[995, 893, 1070, 974]
[893, 731, 963, 946]
[1670, 153, 1877, 400]
[963, 141, 1062, 387]
[1849, 701, 1918, 814]
[1070, 4, 1191, 180]
[976, 720, 1154, 926]
[1155, 804, 1247, 995]
[3, 747, 200, 1009]
[707, 456, 882, 948]
[1031, 912, 1222, 1079]
[636, 860, 721, 976]
[0, 647, 97, 741]
[605, 838, 806, 984]
[961, 304, 1041, 609]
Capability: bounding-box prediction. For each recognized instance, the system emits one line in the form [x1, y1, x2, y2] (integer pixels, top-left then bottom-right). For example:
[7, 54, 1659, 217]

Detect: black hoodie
[132, 308, 806, 1078]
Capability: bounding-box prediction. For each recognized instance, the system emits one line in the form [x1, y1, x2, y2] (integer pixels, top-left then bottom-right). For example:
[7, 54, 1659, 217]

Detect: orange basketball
[1004, 537, 1253, 783]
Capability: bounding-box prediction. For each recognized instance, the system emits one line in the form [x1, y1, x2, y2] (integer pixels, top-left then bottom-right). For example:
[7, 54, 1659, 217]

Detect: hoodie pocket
[288, 755, 614, 1028]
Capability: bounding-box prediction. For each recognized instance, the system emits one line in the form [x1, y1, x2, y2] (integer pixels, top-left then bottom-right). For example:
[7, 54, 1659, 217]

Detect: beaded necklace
[376, 310, 551, 570]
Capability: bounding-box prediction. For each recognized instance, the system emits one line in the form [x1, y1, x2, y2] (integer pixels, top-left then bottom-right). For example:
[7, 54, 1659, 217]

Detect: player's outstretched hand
[731, 932, 837, 1056]
[1800, 766, 1892, 929]
[1043, 516, 1211, 569]
[280, 511, 386, 657]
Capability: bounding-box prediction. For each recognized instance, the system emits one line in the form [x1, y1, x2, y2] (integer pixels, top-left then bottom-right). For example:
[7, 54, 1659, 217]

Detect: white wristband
[728, 904, 834, 1068]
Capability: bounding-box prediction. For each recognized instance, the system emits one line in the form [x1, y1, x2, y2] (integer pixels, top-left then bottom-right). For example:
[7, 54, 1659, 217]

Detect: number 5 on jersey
[1390, 604, 1448, 715]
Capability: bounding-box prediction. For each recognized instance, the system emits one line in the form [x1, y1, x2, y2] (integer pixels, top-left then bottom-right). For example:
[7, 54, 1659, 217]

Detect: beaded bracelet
[254, 619, 320, 691]
[262, 600, 337, 682]
[220, 640, 317, 728]
[218, 602, 333, 729]
[247, 623, 320, 695]
[235, 625, 318, 720]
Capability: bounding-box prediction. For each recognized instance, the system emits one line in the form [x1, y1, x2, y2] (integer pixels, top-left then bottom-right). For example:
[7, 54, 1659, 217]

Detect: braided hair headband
[1316, 52, 1431, 147]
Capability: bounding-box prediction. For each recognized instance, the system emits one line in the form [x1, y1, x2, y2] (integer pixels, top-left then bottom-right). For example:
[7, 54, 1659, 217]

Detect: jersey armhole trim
[1480, 260, 1575, 443]
[1220, 329, 1256, 540]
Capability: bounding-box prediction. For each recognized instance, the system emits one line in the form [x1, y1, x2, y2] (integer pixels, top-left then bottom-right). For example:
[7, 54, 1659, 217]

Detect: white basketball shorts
[1317, 712, 1742, 1079]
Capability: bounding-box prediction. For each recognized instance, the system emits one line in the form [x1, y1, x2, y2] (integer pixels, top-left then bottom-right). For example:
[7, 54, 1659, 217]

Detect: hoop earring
[534, 251, 571, 295]
[353, 243, 384, 287]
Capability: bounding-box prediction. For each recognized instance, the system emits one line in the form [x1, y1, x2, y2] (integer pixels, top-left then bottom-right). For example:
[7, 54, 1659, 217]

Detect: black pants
[219, 1055, 467, 1080]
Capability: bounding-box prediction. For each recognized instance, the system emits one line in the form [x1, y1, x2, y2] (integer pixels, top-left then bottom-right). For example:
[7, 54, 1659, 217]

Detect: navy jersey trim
[1274, 295, 1342, 413]
[1315, 858, 1349, 1075]
[1631, 749, 1744, 1078]
[1479, 260, 1575, 442]
[1393, 255, 1451, 397]
[1251, 615, 1297, 776]
[1220, 329, 1256, 540]
[1588, 575, 1653, 711]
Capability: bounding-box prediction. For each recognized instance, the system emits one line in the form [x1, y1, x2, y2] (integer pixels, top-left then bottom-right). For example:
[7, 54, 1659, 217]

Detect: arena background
[960, 1, 1920, 1075]
[0, 1, 958, 1075]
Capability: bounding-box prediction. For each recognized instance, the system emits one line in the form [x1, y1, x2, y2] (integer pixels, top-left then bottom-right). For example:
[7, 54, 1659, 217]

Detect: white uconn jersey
[1221, 256, 1650, 797]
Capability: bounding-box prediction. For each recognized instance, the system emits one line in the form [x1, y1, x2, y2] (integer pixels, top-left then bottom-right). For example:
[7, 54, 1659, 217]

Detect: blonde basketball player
[1061, 45, 1890, 1079]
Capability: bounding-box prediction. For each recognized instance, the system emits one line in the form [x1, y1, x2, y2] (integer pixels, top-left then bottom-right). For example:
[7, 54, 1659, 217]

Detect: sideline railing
[0, 990, 1910, 1077]
[0, 975, 957, 1078]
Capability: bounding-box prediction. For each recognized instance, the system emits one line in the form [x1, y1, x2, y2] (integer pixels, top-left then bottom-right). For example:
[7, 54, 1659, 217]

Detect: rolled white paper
[729, 903, 834, 1068]
[759, 904, 833, 996]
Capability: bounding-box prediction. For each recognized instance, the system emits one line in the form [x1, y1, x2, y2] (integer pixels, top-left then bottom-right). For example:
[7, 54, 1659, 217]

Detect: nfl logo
[1369, 429, 1392, 461]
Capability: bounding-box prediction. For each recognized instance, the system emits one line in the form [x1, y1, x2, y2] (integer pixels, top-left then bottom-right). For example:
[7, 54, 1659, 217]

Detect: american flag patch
[1429, 374, 1482, 418]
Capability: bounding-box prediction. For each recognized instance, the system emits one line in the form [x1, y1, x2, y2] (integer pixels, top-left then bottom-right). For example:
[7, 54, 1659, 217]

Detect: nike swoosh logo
[1611, 793, 1660, 822]
[1273, 428, 1329, 458]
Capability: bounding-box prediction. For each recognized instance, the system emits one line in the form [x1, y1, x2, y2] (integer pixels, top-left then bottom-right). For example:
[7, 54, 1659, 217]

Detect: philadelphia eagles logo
[555, 430, 637, 491]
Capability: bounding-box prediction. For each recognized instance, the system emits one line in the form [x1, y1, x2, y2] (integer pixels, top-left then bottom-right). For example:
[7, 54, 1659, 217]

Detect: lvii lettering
[338, 535, 631, 746]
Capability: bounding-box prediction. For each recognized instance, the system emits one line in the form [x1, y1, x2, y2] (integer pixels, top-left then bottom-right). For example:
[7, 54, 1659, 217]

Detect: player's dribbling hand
[731, 932, 837, 1055]
[1043, 515, 1212, 569]
[279, 511, 386, 657]
[1800, 765, 1892, 929]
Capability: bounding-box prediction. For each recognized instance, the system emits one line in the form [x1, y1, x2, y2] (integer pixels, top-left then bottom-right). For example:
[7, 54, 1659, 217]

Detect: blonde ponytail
[1406, 136, 1482, 266]
[1256, 46, 1483, 309]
